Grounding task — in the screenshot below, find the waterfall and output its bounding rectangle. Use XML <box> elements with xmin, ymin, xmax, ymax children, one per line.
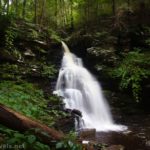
<box><xmin>54</xmin><ymin>41</ymin><xmax>127</xmax><ymax>131</ymax></box>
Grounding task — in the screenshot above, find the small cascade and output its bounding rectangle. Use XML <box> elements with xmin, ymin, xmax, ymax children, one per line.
<box><xmin>54</xmin><ymin>41</ymin><xmax>127</xmax><ymax>131</ymax></box>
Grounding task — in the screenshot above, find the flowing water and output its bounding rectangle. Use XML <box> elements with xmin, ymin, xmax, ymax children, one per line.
<box><xmin>54</xmin><ymin>41</ymin><xmax>127</xmax><ymax>132</ymax></box>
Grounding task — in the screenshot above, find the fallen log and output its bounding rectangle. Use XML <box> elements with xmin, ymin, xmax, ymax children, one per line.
<box><xmin>0</xmin><ymin>103</ymin><xmax>64</xmax><ymax>145</ymax></box>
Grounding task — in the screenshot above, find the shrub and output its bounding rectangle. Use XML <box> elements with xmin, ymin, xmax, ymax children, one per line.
<box><xmin>56</xmin><ymin>131</ymin><xmax>82</xmax><ymax>150</ymax></box>
<box><xmin>111</xmin><ymin>50</ymin><xmax>150</xmax><ymax>102</ymax></box>
<box><xmin>0</xmin><ymin>124</ymin><xmax>50</xmax><ymax>150</ymax></box>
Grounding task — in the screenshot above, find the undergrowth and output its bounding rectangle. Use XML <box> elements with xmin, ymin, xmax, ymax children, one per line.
<box><xmin>0</xmin><ymin>80</ymin><xmax>60</xmax><ymax>126</ymax></box>
<box><xmin>111</xmin><ymin>50</ymin><xmax>150</xmax><ymax>102</ymax></box>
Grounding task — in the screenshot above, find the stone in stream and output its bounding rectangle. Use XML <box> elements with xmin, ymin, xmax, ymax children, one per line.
<box><xmin>106</xmin><ymin>145</ymin><xmax>125</xmax><ymax>150</ymax></box>
<box><xmin>82</xmin><ymin>141</ymin><xmax>95</xmax><ymax>150</ymax></box>
<box><xmin>146</xmin><ymin>140</ymin><xmax>150</xmax><ymax>147</ymax></box>
<box><xmin>79</xmin><ymin>128</ymin><xmax>96</xmax><ymax>138</ymax></box>
<box><xmin>72</xmin><ymin>109</ymin><xmax>82</xmax><ymax>117</ymax></box>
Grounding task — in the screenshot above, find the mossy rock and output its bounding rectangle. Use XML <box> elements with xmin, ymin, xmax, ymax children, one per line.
<box><xmin>0</xmin><ymin>49</ymin><xmax>17</xmax><ymax>63</ymax></box>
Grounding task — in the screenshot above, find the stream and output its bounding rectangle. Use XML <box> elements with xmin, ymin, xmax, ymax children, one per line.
<box><xmin>81</xmin><ymin>113</ymin><xmax>150</xmax><ymax>150</ymax></box>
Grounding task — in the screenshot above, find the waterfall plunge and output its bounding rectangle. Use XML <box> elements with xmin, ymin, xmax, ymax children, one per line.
<box><xmin>54</xmin><ymin>42</ymin><xmax>127</xmax><ymax>132</ymax></box>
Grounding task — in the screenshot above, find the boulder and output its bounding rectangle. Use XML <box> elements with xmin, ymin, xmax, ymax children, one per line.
<box><xmin>79</xmin><ymin>128</ymin><xmax>96</xmax><ymax>138</ymax></box>
<box><xmin>72</xmin><ymin>109</ymin><xmax>82</xmax><ymax>117</ymax></box>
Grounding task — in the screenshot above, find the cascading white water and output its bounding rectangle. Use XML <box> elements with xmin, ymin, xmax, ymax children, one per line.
<box><xmin>54</xmin><ymin>41</ymin><xmax>127</xmax><ymax>131</ymax></box>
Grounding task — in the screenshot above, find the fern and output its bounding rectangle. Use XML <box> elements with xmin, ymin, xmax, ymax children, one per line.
<box><xmin>112</xmin><ymin>51</ymin><xmax>150</xmax><ymax>102</ymax></box>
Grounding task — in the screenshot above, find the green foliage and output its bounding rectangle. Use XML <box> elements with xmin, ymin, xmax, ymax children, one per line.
<box><xmin>0</xmin><ymin>80</ymin><xmax>55</xmax><ymax>126</ymax></box>
<box><xmin>0</xmin><ymin>125</ymin><xmax>81</xmax><ymax>150</ymax></box>
<box><xmin>5</xmin><ymin>27</ymin><xmax>16</xmax><ymax>50</ymax></box>
<box><xmin>4</xmin><ymin>26</ymin><xmax>21</xmax><ymax>59</ymax></box>
<box><xmin>56</xmin><ymin>140</ymin><xmax>81</xmax><ymax>150</ymax></box>
<box><xmin>93</xmin><ymin>143</ymin><xmax>107</xmax><ymax>150</ymax></box>
<box><xmin>41</xmin><ymin>64</ymin><xmax>57</xmax><ymax>79</ymax></box>
<box><xmin>47</xmin><ymin>95</ymin><xmax>68</xmax><ymax>118</ymax></box>
<box><xmin>0</xmin><ymin>0</ymin><xmax>150</xmax><ymax>31</ymax></box>
<box><xmin>27</xmin><ymin>29</ymin><xmax>39</xmax><ymax>39</ymax></box>
<box><xmin>0</xmin><ymin>125</ymin><xmax>50</xmax><ymax>150</ymax></box>
<box><xmin>111</xmin><ymin>51</ymin><xmax>150</xmax><ymax>102</ymax></box>
<box><xmin>0</xmin><ymin>62</ymin><xmax>57</xmax><ymax>80</ymax></box>
<box><xmin>0</xmin><ymin>63</ymin><xmax>29</xmax><ymax>80</ymax></box>
<box><xmin>47</xmin><ymin>29</ymin><xmax>61</xmax><ymax>42</ymax></box>
<box><xmin>56</xmin><ymin>132</ymin><xmax>82</xmax><ymax>150</ymax></box>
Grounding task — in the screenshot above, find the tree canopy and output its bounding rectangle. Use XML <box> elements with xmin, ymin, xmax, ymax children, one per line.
<box><xmin>0</xmin><ymin>0</ymin><xmax>150</xmax><ymax>30</ymax></box>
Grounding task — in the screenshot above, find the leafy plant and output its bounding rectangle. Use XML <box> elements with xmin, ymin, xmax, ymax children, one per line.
<box><xmin>41</xmin><ymin>64</ymin><xmax>57</xmax><ymax>78</ymax></box>
<box><xmin>0</xmin><ymin>125</ymin><xmax>81</xmax><ymax>150</ymax></box>
<box><xmin>111</xmin><ymin>50</ymin><xmax>150</xmax><ymax>102</ymax></box>
<box><xmin>56</xmin><ymin>131</ymin><xmax>82</xmax><ymax>150</ymax></box>
<box><xmin>47</xmin><ymin>29</ymin><xmax>61</xmax><ymax>42</ymax></box>
<box><xmin>0</xmin><ymin>125</ymin><xmax>50</xmax><ymax>150</ymax></box>
<box><xmin>5</xmin><ymin>27</ymin><xmax>17</xmax><ymax>50</ymax></box>
<box><xmin>4</xmin><ymin>26</ymin><xmax>21</xmax><ymax>59</ymax></box>
<box><xmin>27</xmin><ymin>29</ymin><xmax>39</xmax><ymax>39</ymax></box>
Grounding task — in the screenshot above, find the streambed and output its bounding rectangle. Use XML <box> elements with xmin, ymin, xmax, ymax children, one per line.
<box><xmin>81</xmin><ymin>114</ymin><xmax>150</xmax><ymax>150</ymax></box>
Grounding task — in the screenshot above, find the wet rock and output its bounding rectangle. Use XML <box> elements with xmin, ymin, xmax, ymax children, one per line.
<box><xmin>0</xmin><ymin>49</ymin><xmax>17</xmax><ymax>63</ymax></box>
<box><xmin>54</xmin><ymin>116</ymin><xmax>74</xmax><ymax>133</ymax></box>
<box><xmin>82</xmin><ymin>141</ymin><xmax>95</xmax><ymax>150</ymax></box>
<box><xmin>87</xmin><ymin>47</ymin><xmax>118</xmax><ymax>66</ymax></box>
<box><xmin>24</xmin><ymin>49</ymin><xmax>35</xmax><ymax>57</ymax></box>
<box><xmin>64</xmin><ymin>108</ymin><xmax>82</xmax><ymax>117</ymax></box>
<box><xmin>79</xmin><ymin>128</ymin><xmax>96</xmax><ymax>138</ymax></box>
<box><xmin>146</xmin><ymin>140</ymin><xmax>150</xmax><ymax>147</ymax></box>
<box><xmin>106</xmin><ymin>145</ymin><xmax>125</xmax><ymax>150</ymax></box>
<box><xmin>72</xmin><ymin>109</ymin><xmax>82</xmax><ymax>117</ymax></box>
<box><xmin>33</xmin><ymin>40</ymin><xmax>47</xmax><ymax>46</ymax></box>
<box><xmin>123</xmin><ymin>130</ymin><xmax>132</xmax><ymax>135</ymax></box>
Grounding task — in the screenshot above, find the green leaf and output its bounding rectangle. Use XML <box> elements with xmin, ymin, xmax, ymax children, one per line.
<box><xmin>68</xmin><ymin>141</ymin><xmax>74</xmax><ymax>147</ymax></box>
<box><xmin>27</xmin><ymin>135</ymin><xmax>36</xmax><ymax>144</ymax></box>
<box><xmin>56</xmin><ymin>142</ymin><xmax>64</xmax><ymax>149</ymax></box>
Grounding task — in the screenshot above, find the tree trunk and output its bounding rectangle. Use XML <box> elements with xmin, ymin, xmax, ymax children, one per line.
<box><xmin>22</xmin><ymin>0</ymin><xmax>26</xmax><ymax>19</ymax></box>
<box><xmin>0</xmin><ymin>103</ymin><xmax>64</xmax><ymax>145</ymax></box>
<box><xmin>7</xmin><ymin>0</ymin><xmax>9</xmax><ymax>14</ymax></box>
<box><xmin>95</xmin><ymin>0</ymin><xmax>99</xmax><ymax>25</ymax></box>
<box><xmin>112</xmin><ymin>0</ymin><xmax>116</xmax><ymax>16</ymax></box>
<box><xmin>127</xmin><ymin>0</ymin><xmax>130</xmax><ymax>8</ymax></box>
<box><xmin>62</xmin><ymin>0</ymin><xmax>65</xmax><ymax>26</ymax></box>
<box><xmin>39</xmin><ymin>0</ymin><xmax>46</xmax><ymax>26</ymax></box>
<box><xmin>87</xmin><ymin>0</ymin><xmax>90</xmax><ymax>23</ymax></box>
<box><xmin>34</xmin><ymin>0</ymin><xmax>38</xmax><ymax>24</ymax></box>
<box><xmin>0</xmin><ymin>0</ymin><xmax>2</xmax><ymax>14</ymax></box>
<box><xmin>70</xmin><ymin>0</ymin><xmax>74</xmax><ymax>30</ymax></box>
<box><xmin>55</xmin><ymin>0</ymin><xmax>58</xmax><ymax>27</ymax></box>
<box><xmin>15</xmin><ymin>0</ymin><xmax>18</xmax><ymax>15</ymax></box>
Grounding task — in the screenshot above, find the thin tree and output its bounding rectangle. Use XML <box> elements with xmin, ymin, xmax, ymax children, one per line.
<box><xmin>0</xmin><ymin>0</ymin><xmax>2</xmax><ymax>14</ymax></box>
<box><xmin>112</xmin><ymin>0</ymin><xmax>116</xmax><ymax>16</ymax></box>
<box><xmin>55</xmin><ymin>0</ymin><xmax>58</xmax><ymax>27</ymax></box>
<box><xmin>70</xmin><ymin>0</ymin><xmax>74</xmax><ymax>29</ymax></box>
<box><xmin>34</xmin><ymin>0</ymin><xmax>38</xmax><ymax>24</ymax></box>
<box><xmin>7</xmin><ymin>0</ymin><xmax>9</xmax><ymax>14</ymax></box>
<box><xmin>39</xmin><ymin>0</ymin><xmax>46</xmax><ymax>26</ymax></box>
<box><xmin>22</xmin><ymin>0</ymin><xmax>27</xmax><ymax>19</ymax></box>
<box><xmin>127</xmin><ymin>0</ymin><xmax>130</xmax><ymax>8</ymax></box>
<box><xmin>15</xmin><ymin>0</ymin><xmax>18</xmax><ymax>16</ymax></box>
